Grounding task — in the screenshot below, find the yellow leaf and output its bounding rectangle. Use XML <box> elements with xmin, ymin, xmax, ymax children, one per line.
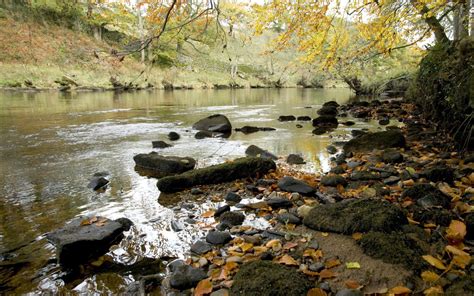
<box><xmin>307</xmin><ymin>288</ymin><xmax>327</xmax><ymax>296</ymax></box>
<box><xmin>202</xmin><ymin>210</ymin><xmax>215</xmax><ymax>218</ymax></box>
<box><xmin>422</xmin><ymin>255</ymin><xmax>447</xmax><ymax>270</ymax></box>
<box><xmin>446</xmin><ymin>220</ymin><xmax>467</xmax><ymax>243</ymax></box>
<box><xmin>194</xmin><ymin>278</ymin><xmax>212</xmax><ymax>296</ymax></box>
<box><xmin>345</xmin><ymin>262</ymin><xmax>361</xmax><ymax>269</ymax></box>
<box><xmin>321</xmin><ymin>232</ymin><xmax>329</xmax><ymax>237</ymax></box>
<box><xmin>278</xmin><ymin>254</ymin><xmax>298</xmax><ymax>266</ymax></box>
<box><xmin>239</xmin><ymin>243</ymin><xmax>253</xmax><ymax>253</ymax></box>
<box><xmin>423</xmin><ymin>286</ymin><xmax>444</xmax><ymax>295</ymax></box>
<box><xmin>352</xmin><ymin>233</ymin><xmax>363</xmax><ymax>240</ymax></box>
<box><xmin>421</xmin><ymin>270</ymin><xmax>440</xmax><ymax>282</ymax></box>
<box><xmin>325</xmin><ymin>258</ymin><xmax>341</xmax><ymax>269</ymax></box>
<box><xmin>390</xmin><ymin>286</ymin><xmax>412</xmax><ymax>295</ymax></box>
<box><xmin>446</xmin><ymin>246</ymin><xmax>471</xmax><ymax>269</ymax></box>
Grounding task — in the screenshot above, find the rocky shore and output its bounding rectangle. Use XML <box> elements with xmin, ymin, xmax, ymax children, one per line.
<box><xmin>47</xmin><ymin>99</ymin><xmax>474</xmax><ymax>295</ymax></box>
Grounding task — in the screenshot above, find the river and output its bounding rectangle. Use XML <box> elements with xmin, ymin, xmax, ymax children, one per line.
<box><xmin>0</xmin><ymin>88</ymin><xmax>381</xmax><ymax>293</ymax></box>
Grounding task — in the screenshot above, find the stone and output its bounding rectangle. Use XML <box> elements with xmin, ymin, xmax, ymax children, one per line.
<box><xmin>350</xmin><ymin>171</ymin><xmax>382</xmax><ymax>181</ymax></box>
<box><xmin>378</xmin><ymin>118</ymin><xmax>390</xmax><ymax>125</ymax></box>
<box><xmin>192</xmin><ymin>114</ymin><xmax>232</xmax><ymax>134</ymax></box>
<box><xmin>206</xmin><ymin>231</ymin><xmax>232</xmax><ymax>245</ymax></box>
<box><xmin>303</xmin><ymin>199</ymin><xmax>407</xmax><ymax>234</ymax></box>
<box><xmin>384</xmin><ymin>176</ymin><xmax>401</xmax><ymax>185</ymax></box>
<box><xmin>46</xmin><ymin>216</ymin><xmax>133</xmax><ymax>267</ymax></box>
<box><xmin>312</xmin><ymin>115</ymin><xmax>338</xmax><ymax>128</ymax></box>
<box><xmin>195</xmin><ymin>131</ymin><xmax>214</xmax><ymax>139</ymax></box>
<box><xmin>401</xmin><ymin>184</ymin><xmax>450</xmax><ymax>209</ymax></box>
<box><xmin>330</xmin><ymin>165</ymin><xmax>345</xmax><ymax>174</ymax></box>
<box><xmin>276</xmin><ymin>213</ymin><xmax>301</xmax><ymax>225</ymax></box>
<box><xmin>342</xmin><ymin>121</ymin><xmax>355</xmax><ymax>126</ymax></box>
<box><xmin>190</xmin><ymin>240</ymin><xmax>212</xmax><ymax>254</ymax></box>
<box><xmin>327</xmin><ymin>145</ymin><xmax>337</xmax><ymax>154</ymax></box>
<box><xmin>287</xmin><ymin>154</ymin><xmax>305</xmax><ymax>165</ymax></box>
<box><xmin>321</xmin><ymin>175</ymin><xmax>347</xmax><ymax>187</ymax></box>
<box><xmin>219</xmin><ymin>211</ymin><xmax>245</xmax><ymax>226</ymax></box>
<box><xmin>343</xmin><ymin>130</ymin><xmax>406</xmax><ymax>153</ymax></box>
<box><xmin>245</xmin><ymin>145</ymin><xmax>278</xmax><ymax>160</ymax></box>
<box><xmin>317</xmin><ymin>105</ymin><xmax>338</xmax><ymax>116</ymax></box>
<box><xmin>134</xmin><ymin>152</ymin><xmax>196</xmax><ymax>178</ymax></box>
<box><xmin>152</xmin><ymin>140</ymin><xmax>172</xmax><ymax>149</ymax></box>
<box><xmin>297</xmin><ymin>205</ymin><xmax>314</xmax><ymax>218</ymax></box>
<box><xmin>278</xmin><ymin>176</ymin><xmax>315</xmax><ymax>195</ymax></box>
<box><xmin>87</xmin><ymin>177</ymin><xmax>109</xmax><ymax>191</ymax></box>
<box><xmin>235</xmin><ymin>126</ymin><xmax>276</xmax><ymax>134</ymax></box>
<box><xmin>225</xmin><ymin>192</ymin><xmax>242</xmax><ymax>203</ymax></box>
<box><xmin>323</xmin><ymin>101</ymin><xmax>339</xmax><ymax>108</ymax></box>
<box><xmin>168</xmin><ymin>132</ymin><xmax>180</xmax><ymax>141</ymax></box>
<box><xmin>382</xmin><ymin>150</ymin><xmax>404</xmax><ymax>163</ymax></box>
<box><xmin>423</xmin><ymin>165</ymin><xmax>455</xmax><ymax>183</ymax></box>
<box><xmin>297</xmin><ymin>116</ymin><xmax>312</xmax><ymax>121</ymax></box>
<box><xmin>169</xmin><ymin>265</ymin><xmax>207</xmax><ymax>290</ymax></box>
<box><xmin>157</xmin><ymin>157</ymin><xmax>276</xmax><ymax>193</ymax></box>
<box><xmin>309</xmin><ymin>262</ymin><xmax>325</xmax><ymax>272</ymax></box>
<box><xmin>335</xmin><ymin>289</ymin><xmax>363</xmax><ymax>296</ymax></box>
<box><xmin>230</xmin><ymin>261</ymin><xmax>313</xmax><ymax>296</ymax></box>
<box><xmin>278</xmin><ymin>115</ymin><xmax>296</xmax><ymax>121</ymax></box>
<box><xmin>214</xmin><ymin>205</ymin><xmax>231</xmax><ymax>217</ymax></box>
<box><xmin>351</xmin><ymin>130</ymin><xmax>366</xmax><ymax>138</ymax></box>
<box><xmin>266</xmin><ymin>198</ymin><xmax>293</xmax><ymax>209</ymax></box>
<box><xmin>312</xmin><ymin>127</ymin><xmax>331</xmax><ymax>135</ymax></box>
<box><xmin>190</xmin><ymin>188</ymin><xmax>203</xmax><ymax>195</ymax></box>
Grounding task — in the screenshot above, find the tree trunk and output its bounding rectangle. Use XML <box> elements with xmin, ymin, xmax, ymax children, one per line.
<box><xmin>454</xmin><ymin>4</ymin><xmax>460</xmax><ymax>40</ymax></box>
<box><xmin>411</xmin><ymin>0</ymin><xmax>450</xmax><ymax>44</ymax></box>
<box><xmin>470</xmin><ymin>0</ymin><xmax>474</xmax><ymax>36</ymax></box>
<box><xmin>138</xmin><ymin>6</ymin><xmax>145</xmax><ymax>63</ymax></box>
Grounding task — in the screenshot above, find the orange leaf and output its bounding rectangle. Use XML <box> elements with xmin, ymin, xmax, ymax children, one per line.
<box><xmin>423</xmin><ymin>286</ymin><xmax>444</xmax><ymax>295</ymax></box>
<box><xmin>352</xmin><ymin>232</ymin><xmax>363</xmax><ymax>240</ymax></box>
<box><xmin>446</xmin><ymin>220</ymin><xmax>467</xmax><ymax>243</ymax></box>
<box><xmin>345</xmin><ymin>280</ymin><xmax>361</xmax><ymax>289</ymax></box>
<box><xmin>390</xmin><ymin>286</ymin><xmax>412</xmax><ymax>295</ymax></box>
<box><xmin>319</xmin><ymin>269</ymin><xmax>336</xmax><ymax>279</ymax></box>
<box><xmin>325</xmin><ymin>258</ymin><xmax>341</xmax><ymax>269</ymax></box>
<box><xmin>278</xmin><ymin>254</ymin><xmax>298</xmax><ymax>266</ymax></box>
<box><xmin>307</xmin><ymin>288</ymin><xmax>327</xmax><ymax>296</ymax></box>
<box><xmin>283</xmin><ymin>242</ymin><xmax>298</xmax><ymax>250</ymax></box>
<box><xmin>194</xmin><ymin>278</ymin><xmax>212</xmax><ymax>296</ymax></box>
<box><xmin>202</xmin><ymin>210</ymin><xmax>215</xmax><ymax>218</ymax></box>
<box><xmin>304</xmin><ymin>249</ymin><xmax>323</xmax><ymax>261</ymax></box>
<box><xmin>421</xmin><ymin>270</ymin><xmax>440</xmax><ymax>282</ymax></box>
<box><xmin>422</xmin><ymin>255</ymin><xmax>446</xmax><ymax>270</ymax></box>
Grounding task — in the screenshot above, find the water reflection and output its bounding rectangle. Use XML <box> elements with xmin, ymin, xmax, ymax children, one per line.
<box><xmin>0</xmin><ymin>88</ymin><xmax>374</xmax><ymax>293</ymax></box>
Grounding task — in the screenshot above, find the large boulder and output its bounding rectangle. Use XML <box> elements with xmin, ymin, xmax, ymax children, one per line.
<box><xmin>133</xmin><ymin>152</ymin><xmax>196</xmax><ymax>178</ymax></box>
<box><xmin>303</xmin><ymin>199</ymin><xmax>407</xmax><ymax>234</ymax></box>
<box><xmin>192</xmin><ymin>114</ymin><xmax>232</xmax><ymax>134</ymax></box>
<box><xmin>46</xmin><ymin>216</ymin><xmax>133</xmax><ymax>267</ymax></box>
<box><xmin>278</xmin><ymin>176</ymin><xmax>315</xmax><ymax>195</ymax></box>
<box><xmin>245</xmin><ymin>145</ymin><xmax>277</xmax><ymax>160</ymax></box>
<box><xmin>401</xmin><ymin>183</ymin><xmax>450</xmax><ymax>208</ymax></box>
<box><xmin>157</xmin><ymin>157</ymin><xmax>276</xmax><ymax>193</ymax></box>
<box><xmin>230</xmin><ymin>261</ymin><xmax>313</xmax><ymax>296</ymax></box>
<box><xmin>343</xmin><ymin>130</ymin><xmax>406</xmax><ymax>153</ymax></box>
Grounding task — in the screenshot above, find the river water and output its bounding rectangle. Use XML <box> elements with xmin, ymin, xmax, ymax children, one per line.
<box><xmin>0</xmin><ymin>88</ymin><xmax>381</xmax><ymax>293</ymax></box>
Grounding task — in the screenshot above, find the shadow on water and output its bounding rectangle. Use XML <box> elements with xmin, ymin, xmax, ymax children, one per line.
<box><xmin>0</xmin><ymin>88</ymin><xmax>389</xmax><ymax>293</ymax></box>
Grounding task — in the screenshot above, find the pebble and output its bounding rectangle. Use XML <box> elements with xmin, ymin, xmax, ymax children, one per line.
<box><xmin>225</xmin><ymin>192</ymin><xmax>242</xmax><ymax>203</ymax></box>
<box><xmin>198</xmin><ymin>257</ymin><xmax>208</xmax><ymax>267</ymax></box>
<box><xmin>309</xmin><ymin>262</ymin><xmax>325</xmax><ymax>272</ymax></box>
<box><xmin>297</xmin><ymin>205</ymin><xmax>313</xmax><ymax>218</ymax></box>
<box><xmin>307</xmin><ymin>239</ymin><xmax>319</xmax><ymax>250</ymax></box>
<box><xmin>335</xmin><ymin>289</ymin><xmax>363</xmax><ymax>296</ymax></box>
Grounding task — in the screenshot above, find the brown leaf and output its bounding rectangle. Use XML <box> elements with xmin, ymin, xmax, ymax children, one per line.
<box><xmin>422</xmin><ymin>255</ymin><xmax>447</xmax><ymax>270</ymax></box>
<box><xmin>194</xmin><ymin>278</ymin><xmax>212</xmax><ymax>296</ymax></box>
<box><xmin>283</xmin><ymin>242</ymin><xmax>298</xmax><ymax>250</ymax></box>
<box><xmin>325</xmin><ymin>258</ymin><xmax>341</xmax><ymax>269</ymax></box>
<box><xmin>319</xmin><ymin>269</ymin><xmax>336</xmax><ymax>279</ymax></box>
<box><xmin>446</xmin><ymin>245</ymin><xmax>470</xmax><ymax>269</ymax></box>
<box><xmin>390</xmin><ymin>286</ymin><xmax>412</xmax><ymax>295</ymax></box>
<box><xmin>345</xmin><ymin>280</ymin><xmax>361</xmax><ymax>289</ymax></box>
<box><xmin>307</xmin><ymin>288</ymin><xmax>327</xmax><ymax>296</ymax></box>
<box><xmin>446</xmin><ymin>220</ymin><xmax>467</xmax><ymax>243</ymax></box>
<box><xmin>80</xmin><ymin>219</ymin><xmax>91</xmax><ymax>226</ymax></box>
<box><xmin>277</xmin><ymin>254</ymin><xmax>298</xmax><ymax>266</ymax></box>
<box><xmin>202</xmin><ymin>210</ymin><xmax>215</xmax><ymax>218</ymax></box>
<box><xmin>304</xmin><ymin>249</ymin><xmax>323</xmax><ymax>261</ymax></box>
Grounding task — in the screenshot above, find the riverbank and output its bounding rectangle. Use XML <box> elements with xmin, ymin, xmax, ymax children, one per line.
<box><xmin>148</xmin><ymin>99</ymin><xmax>472</xmax><ymax>295</ymax></box>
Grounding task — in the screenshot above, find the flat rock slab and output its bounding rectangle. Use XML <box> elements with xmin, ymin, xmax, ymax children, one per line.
<box><xmin>157</xmin><ymin>157</ymin><xmax>276</xmax><ymax>193</ymax></box>
<box><xmin>278</xmin><ymin>176</ymin><xmax>315</xmax><ymax>195</ymax></box>
<box><xmin>343</xmin><ymin>130</ymin><xmax>406</xmax><ymax>153</ymax></box>
<box><xmin>192</xmin><ymin>114</ymin><xmax>232</xmax><ymax>134</ymax></box>
<box><xmin>230</xmin><ymin>261</ymin><xmax>312</xmax><ymax>296</ymax></box>
<box><xmin>303</xmin><ymin>199</ymin><xmax>407</xmax><ymax>234</ymax></box>
<box><xmin>46</xmin><ymin>216</ymin><xmax>132</xmax><ymax>267</ymax></box>
<box><xmin>134</xmin><ymin>152</ymin><xmax>196</xmax><ymax>178</ymax></box>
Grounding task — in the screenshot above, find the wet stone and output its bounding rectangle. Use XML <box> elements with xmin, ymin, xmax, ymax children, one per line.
<box><xmin>245</xmin><ymin>145</ymin><xmax>278</xmax><ymax>160</ymax></box>
<box><xmin>378</xmin><ymin>118</ymin><xmax>390</xmax><ymax>125</ymax></box>
<box><xmin>350</xmin><ymin>170</ymin><xmax>382</xmax><ymax>181</ymax></box>
<box><xmin>343</xmin><ymin>130</ymin><xmax>406</xmax><ymax>153</ymax></box>
<box><xmin>278</xmin><ymin>176</ymin><xmax>315</xmax><ymax>195</ymax></box>
<box><xmin>321</xmin><ymin>175</ymin><xmax>347</xmax><ymax>187</ymax></box>
<box><xmin>225</xmin><ymin>192</ymin><xmax>242</xmax><ymax>203</ymax></box>
<box><xmin>287</xmin><ymin>154</ymin><xmax>305</xmax><ymax>165</ymax></box>
<box><xmin>169</xmin><ymin>265</ymin><xmax>207</xmax><ymax>290</ymax></box>
<box><xmin>88</xmin><ymin>177</ymin><xmax>109</xmax><ymax>191</ymax></box>
<box><xmin>190</xmin><ymin>188</ymin><xmax>203</xmax><ymax>195</ymax></box>
<box><xmin>309</xmin><ymin>262</ymin><xmax>325</xmax><ymax>272</ymax></box>
<box><xmin>276</xmin><ymin>213</ymin><xmax>301</xmax><ymax>225</ymax></box>
<box><xmin>266</xmin><ymin>198</ymin><xmax>293</xmax><ymax>209</ymax></box>
<box><xmin>190</xmin><ymin>240</ymin><xmax>212</xmax><ymax>255</ymax></box>
<box><xmin>193</xmin><ymin>114</ymin><xmax>232</xmax><ymax>134</ymax></box>
<box><xmin>383</xmin><ymin>176</ymin><xmax>400</xmax><ymax>185</ymax></box>
<box><xmin>168</xmin><ymin>132</ymin><xmax>180</xmax><ymax>141</ymax></box>
<box><xmin>297</xmin><ymin>116</ymin><xmax>312</xmax><ymax>121</ymax></box>
<box><xmin>219</xmin><ymin>211</ymin><xmax>245</xmax><ymax>226</ymax></box>
<box><xmin>206</xmin><ymin>231</ymin><xmax>232</xmax><ymax>245</ymax></box>
<box><xmin>330</xmin><ymin>165</ymin><xmax>346</xmax><ymax>174</ymax></box>
<box><xmin>335</xmin><ymin>289</ymin><xmax>363</xmax><ymax>296</ymax></box>
<box><xmin>401</xmin><ymin>184</ymin><xmax>450</xmax><ymax>209</ymax></box>
<box><xmin>423</xmin><ymin>165</ymin><xmax>455</xmax><ymax>183</ymax></box>
<box><xmin>382</xmin><ymin>150</ymin><xmax>404</xmax><ymax>163</ymax></box>
<box><xmin>278</xmin><ymin>115</ymin><xmax>296</xmax><ymax>121</ymax></box>
<box><xmin>327</xmin><ymin>145</ymin><xmax>337</xmax><ymax>154</ymax></box>
<box><xmin>152</xmin><ymin>140</ymin><xmax>172</xmax><ymax>149</ymax></box>
<box><xmin>214</xmin><ymin>205</ymin><xmax>231</xmax><ymax>217</ymax></box>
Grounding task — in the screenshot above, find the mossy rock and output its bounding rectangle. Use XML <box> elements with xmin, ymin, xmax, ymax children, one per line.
<box><xmin>303</xmin><ymin>199</ymin><xmax>407</xmax><ymax>234</ymax></box>
<box><xmin>358</xmin><ymin>231</ymin><xmax>425</xmax><ymax>271</ymax></box>
<box><xmin>157</xmin><ymin>157</ymin><xmax>276</xmax><ymax>193</ymax></box>
<box><xmin>343</xmin><ymin>130</ymin><xmax>406</xmax><ymax>153</ymax></box>
<box><xmin>230</xmin><ymin>261</ymin><xmax>313</xmax><ymax>296</ymax></box>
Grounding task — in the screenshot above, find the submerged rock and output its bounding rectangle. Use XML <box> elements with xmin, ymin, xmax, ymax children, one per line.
<box><xmin>157</xmin><ymin>157</ymin><xmax>276</xmax><ymax>193</ymax></box>
<box><xmin>297</xmin><ymin>116</ymin><xmax>312</xmax><ymax>121</ymax></box>
<box><xmin>278</xmin><ymin>176</ymin><xmax>315</xmax><ymax>195</ymax></box>
<box><xmin>245</xmin><ymin>145</ymin><xmax>278</xmax><ymax>160</ymax></box>
<box><xmin>152</xmin><ymin>140</ymin><xmax>172</xmax><ymax>149</ymax></box>
<box><xmin>230</xmin><ymin>261</ymin><xmax>312</xmax><ymax>296</ymax></box>
<box><xmin>317</xmin><ymin>105</ymin><xmax>338</xmax><ymax>116</ymax></box>
<box><xmin>133</xmin><ymin>152</ymin><xmax>196</xmax><ymax>178</ymax></box>
<box><xmin>87</xmin><ymin>177</ymin><xmax>109</xmax><ymax>191</ymax></box>
<box><xmin>192</xmin><ymin>114</ymin><xmax>232</xmax><ymax>134</ymax></box>
<box><xmin>235</xmin><ymin>126</ymin><xmax>276</xmax><ymax>134</ymax></box>
<box><xmin>287</xmin><ymin>154</ymin><xmax>305</xmax><ymax>165</ymax></box>
<box><xmin>343</xmin><ymin>130</ymin><xmax>406</xmax><ymax>153</ymax></box>
<box><xmin>46</xmin><ymin>216</ymin><xmax>133</xmax><ymax>267</ymax></box>
<box><xmin>303</xmin><ymin>199</ymin><xmax>407</xmax><ymax>234</ymax></box>
<box><xmin>168</xmin><ymin>132</ymin><xmax>180</xmax><ymax>141</ymax></box>
<box><xmin>278</xmin><ymin>115</ymin><xmax>296</xmax><ymax>121</ymax></box>
<box><xmin>312</xmin><ymin>115</ymin><xmax>338</xmax><ymax>128</ymax></box>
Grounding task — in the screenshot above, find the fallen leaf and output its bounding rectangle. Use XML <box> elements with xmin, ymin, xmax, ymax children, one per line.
<box><xmin>446</xmin><ymin>220</ymin><xmax>467</xmax><ymax>243</ymax></box>
<box><xmin>194</xmin><ymin>278</ymin><xmax>212</xmax><ymax>296</ymax></box>
<box><xmin>239</xmin><ymin>243</ymin><xmax>253</xmax><ymax>253</ymax></box>
<box><xmin>319</xmin><ymin>269</ymin><xmax>336</xmax><ymax>279</ymax></box>
<box><xmin>321</xmin><ymin>232</ymin><xmax>329</xmax><ymax>237</ymax></box>
<box><xmin>202</xmin><ymin>210</ymin><xmax>215</xmax><ymax>218</ymax></box>
<box><xmin>422</xmin><ymin>255</ymin><xmax>447</xmax><ymax>270</ymax></box>
<box><xmin>407</xmin><ymin>217</ymin><xmax>420</xmax><ymax>225</ymax></box>
<box><xmin>390</xmin><ymin>286</ymin><xmax>412</xmax><ymax>295</ymax></box>
<box><xmin>80</xmin><ymin>219</ymin><xmax>91</xmax><ymax>226</ymax></box>
<box><xmin>345</xmin><ymin>280</ymin><xmax>361</xmax><ymax>289</ymax></box>
<box><xmin>325</xmin><ymin>258</ymin><xmax>341</xmax><ymax>269</ymax></box>
<box><xmin>423</xmin><ymin>286</ymin><xmax>444</xmax><ymax>295</ymax></box>
<box><xmin>304</xmin><ymin>249</ymin><xmax>323</xmax><ymax>261</ymax></box>
<box><xmin>352</xmin><ymin>233</ymin><xmax>363</xmax><ymax>240</ymax></box>
<box><xmin>283</xmin><ymin>242</ymin><xmax>298</xmax><ymax>250</ymax></box>
<box><xmin>307</xmin><ymin>288</ymin><xmax>327</xmax><ymax>296</ymax></box>
<box><xmin>90</xmin><ymin>216</ymin><xmax>98</xmax><ymax>223</ymax></box>
<box><xmin>402</xmin><ymin>179</ymin><xmax>415</xmax><ymax>187</ymax></box>
<box><xmin>446</xmin><ymin>245</ymin><xmax>470</xmax><ymax>269</ymax></box>
<box><xmin>421</xmin><ymin>270</ymin><xmax>440</xmax><ymax>282</ymax></box>
<box><xmin>345</xmin><ymin>262</ymin><xmax>361</xmax><ymax>269</ymax></box>
<box><xmin>278</xmin><ymin>254</ymin><xmax>298</xmax><ymax>266</ymax></box>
